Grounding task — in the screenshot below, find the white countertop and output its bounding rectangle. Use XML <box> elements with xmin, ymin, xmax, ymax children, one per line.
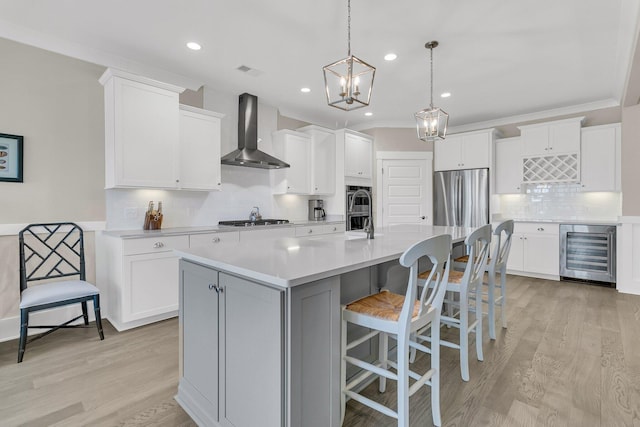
<box><xmin>103</xmin><ymin>217</ymin><xmax>345</xmax><ymax>238</ymax></box>
<box><xmin>175</xmin><ymin>224</ymin><xmax>472</xmax><ymax>289</ymax></box>
<box><xmin>494</xmin><ymin>217</ymin><xmax>620</xmax><ymax>226</ymax></box>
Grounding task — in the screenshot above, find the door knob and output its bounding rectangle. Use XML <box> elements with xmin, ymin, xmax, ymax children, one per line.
<box><xmin>421</xmin><ymin>216</ymin><xmax>426</xmax><ymax>220</ymax></box>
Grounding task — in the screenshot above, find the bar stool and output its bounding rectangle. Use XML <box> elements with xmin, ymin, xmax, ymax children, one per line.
<box><xmin>341</xmin><ymin>234</ymin><xmax>452</xmax><ymax>427</ymax></box>
<box><xmin>417</xmin><ymin>224</ymin><xmax>491</xmax><ymax>381</ymax></box>
<box><xmin>453</xmin><ymin>220</ymin><xmax>514</xmax><ymax>339</ymax></box>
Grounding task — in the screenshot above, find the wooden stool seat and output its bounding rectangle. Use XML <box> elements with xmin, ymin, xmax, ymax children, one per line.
<box><xmin>346</xmin><ymin>290</ymin><xmax>421</xmax><ymax>321</ymax></box>
<box><xmin>453</xmin><ymin>255</ymin><xmax>492</xmax><ymax>264</ymax></box>
<box><xmin>419</xmin><ymin>269</ymin><xmax>463</xmax><ymax>283</ymax></box>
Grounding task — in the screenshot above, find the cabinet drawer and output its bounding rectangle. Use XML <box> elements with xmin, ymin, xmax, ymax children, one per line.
<box><xmin>123</xmin><ymin>235</ymin><xmax>189</xmax><ymax>255</ymax></box>
<box><xmin>239</xmin><ymin>227</ymin><xmax>295</xmax><ymax>241</ymax></box>
<box><xmin>513</xmin><ymin>222</ymin><xmax>559</xmax><ymax>235</ymax></box>
<box><xmin>190</xmin><ymin>231</ymin><xmax>240</xmax><ymax>248</ymax></box>
<box><xmin>295</xmin><ymin>225</ymin><xmax>325</xmax><ymax>236</ymax></box>
<box><xmin>323</xmin><ymin>223</ymin><xmax>346</xmax><ymax>234</ymax></box>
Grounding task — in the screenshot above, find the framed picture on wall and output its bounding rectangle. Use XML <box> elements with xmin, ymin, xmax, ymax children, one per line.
<box><xmin>0</xmin><ymin>133</ymin><xmax>24</xmax><ymax>183</ymax></box>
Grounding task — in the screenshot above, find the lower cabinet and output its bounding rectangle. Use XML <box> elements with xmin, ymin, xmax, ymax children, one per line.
<box><xmin>507</xmin><ymin>223</ymin><xmax>559</xmax><ymax>277</ymax></box>
<box><xmin>295</xmin><ymin>222</ymin><xmax>346</xmax><ymax>237</ymax></box>
<box><xmin>179</xmin><ymin>260</ymin><xmax>284</xmax><ymax>427</ymax></box>
<box><xmin>101</xmin><ymin>234</ymin><xmax>189</xmax><ymax>330</ymax></box>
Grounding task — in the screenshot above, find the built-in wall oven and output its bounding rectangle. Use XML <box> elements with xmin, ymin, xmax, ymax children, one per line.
<box><xmin>346</xmin><ymin>185</ymin><xmax>371</xmax><ymax>231</ymax></box>
<box><xmin>560</xmin><ymin>224</ymin><xmax>616</xmax><ymax>285</ymax></box>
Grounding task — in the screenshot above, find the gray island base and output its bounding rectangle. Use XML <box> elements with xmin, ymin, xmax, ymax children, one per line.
<box><xmin>174</xmin><ymin>224</ymin><xmax>470</xmax><ymax>427</ymax></box>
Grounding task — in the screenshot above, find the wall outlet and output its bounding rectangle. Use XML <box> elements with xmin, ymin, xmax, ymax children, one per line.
<box><xmin>124</xmin><ymin>207</ymin><xmax>138</xmax><ymax>219</ymax></box>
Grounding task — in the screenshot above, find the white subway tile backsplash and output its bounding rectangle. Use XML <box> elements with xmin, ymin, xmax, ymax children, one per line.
<box><xmin>497</xmin><ymin>183</ymin><xmax>621</xmax><ymax>221</ymax></box>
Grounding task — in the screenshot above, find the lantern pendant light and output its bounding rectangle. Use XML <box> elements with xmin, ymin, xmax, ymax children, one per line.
<box><xmin>415</xmin><ymin>41</ymin><xmax>449</xmax><ymax>141</ymax></box>
<box><xmin>323</xmin><ymin>0</ymin><xmax>375</xmax><ymax>111</ymax></box>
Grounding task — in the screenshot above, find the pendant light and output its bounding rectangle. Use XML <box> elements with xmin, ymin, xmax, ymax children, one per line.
<box><xmin>323</xmin><ymin>0</ymin><xmax>375</xmax><ymax>111</ymax></box>
<box><xmin>415</xmin><ymin>41</ymin><xmax>449</xmax><ymax>141</ymax></box>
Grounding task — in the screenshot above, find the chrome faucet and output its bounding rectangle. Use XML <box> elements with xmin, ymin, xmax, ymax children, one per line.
<box><xmin>348</xmin><ymin>189</ymin><xmax>374</xmax><ymax>239</ymax></box>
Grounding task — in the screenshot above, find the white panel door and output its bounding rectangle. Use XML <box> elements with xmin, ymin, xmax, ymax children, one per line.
<box><xmin>381</xmin><ymin>158</ymin><xmax>432</xmax><ymax>226</ymax></box>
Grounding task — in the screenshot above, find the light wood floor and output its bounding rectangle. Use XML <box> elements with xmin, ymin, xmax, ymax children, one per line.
<box><xmin>1</xmin><ymin>276</ymin><xmax>639</xmax><ymax>426</ymax></box>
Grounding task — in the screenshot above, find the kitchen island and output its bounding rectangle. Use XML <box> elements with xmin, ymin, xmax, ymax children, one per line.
<box><xmin>174</xmin><ymin>224</ymin><xmax>471</xmax><ymax>427</ymax></box>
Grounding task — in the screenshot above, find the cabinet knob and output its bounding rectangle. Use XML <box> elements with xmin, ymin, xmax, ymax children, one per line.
<box><xmin>176</xmin><ymin>179</ymin><xmax>180</xmax><ymax>183</ymax></box>
<box><xmin>537</xmin><ymin>227</ymin><xmax>544</xmax><ymax>231</ymax></box>
<box><xmin>421</xmin><ymin>216</ymin><xmax>426</xmax><ymax>220</ymax></box>
<box><xmin>212</xmin><ymin>237</ymin><xmax>221</xmax><ymax>243</ymax></box>
<box><xmin>153</xmin><ymin>242</ymin><xmax>164</xmax><ymax>248</ymax></box>
<box><xmin>208</xmin><ymin>284</ymin><xmax>215</xmax><ymax>291</ymax></box>
<box><xmin>333</xmin><ymin>227</ymin><xmax>337</xmax><ymax>231</ymax></box>
<box><xmin>308</xmin><ymin>229</ymin><xmax>313</xmax><ymax>234</ymax></box>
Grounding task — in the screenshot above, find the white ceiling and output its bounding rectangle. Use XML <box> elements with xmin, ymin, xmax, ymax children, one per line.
<box><xmin>0</xmin><ymin>0</ymin><xmax>639</xmax><ymax>131</ymax></box>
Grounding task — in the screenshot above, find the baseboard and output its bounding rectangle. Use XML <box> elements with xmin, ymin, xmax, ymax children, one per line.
<box><xmin>0</xmin><ymin>305</ymin><xmax>99</xmax><ymax>343</ymax></box>
<box><xmin>505</xmin><ymin>270</ymin><xmax>560</xmax><ymax>281</ymax></box>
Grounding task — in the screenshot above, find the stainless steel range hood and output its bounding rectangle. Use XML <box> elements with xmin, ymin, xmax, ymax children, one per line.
<box><xmin>221</xmin><ymin>93</ymin><xmax>290</xmax><ymax>169</ymax></box>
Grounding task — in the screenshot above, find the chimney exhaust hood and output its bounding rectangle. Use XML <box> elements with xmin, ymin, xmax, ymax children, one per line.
<box><xmin>220</xmin><ymin>93</ymin><xmax>290</xmax><ymax>169</ymax></box>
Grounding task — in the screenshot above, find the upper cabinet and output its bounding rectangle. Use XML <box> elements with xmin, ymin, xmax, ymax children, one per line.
<box><xmin>179</xmin><ymin>105</ymin><xmax>225</xmax><ymax>191</ymax></box>
<box><xmin>494</xmin><ymin>137</ymin><xmax>523</xmax><ymax>194</ymax></box>
<box><xmin>342</xmin><ymin>130</ymin><xmax>373</xmax><ymax>179</ymax></box>
<box><xmin>101</xmin><ymin>68</ymin><xmax>183</xmax><ymax>189</ymax></box>
<box><xmin>298</xmin><ymin>125</ymin><xmax>336</xmax><ymax>195</ymax></box>
<box><xmin>580</xmin><ymin>123</ymin><xmax>621</xmax><ymax>192</ymax></box>
<box><xmin>100</xmin><ymin>68</ymin><xmax>224</xmax><ymax>190</ymax></box>
<box><xmin>434</xmin><ymin>129</ymin><xmax>495</xmax><ymax>171</ymax></box>
<box><xmin>272</xmin><ymin>129</ymin><xmax>312</xmax><ymax>194</ymax></box>
<box><xmin>519</xmin><ymin>117</ymin><xmax>583</xmax><ymax>156</ymax></box>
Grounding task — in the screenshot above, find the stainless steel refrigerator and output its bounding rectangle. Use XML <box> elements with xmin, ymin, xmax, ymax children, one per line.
<box><xmin>434</xmin><ymin>168</ymin><xmax>489</xmax><ymax>227</ymax></box>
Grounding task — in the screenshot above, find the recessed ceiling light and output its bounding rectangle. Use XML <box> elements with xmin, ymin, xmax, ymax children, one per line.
<box><xmin>186</xmin><ymin>42</ymin><xmax>201</xmax><ymax>51</ymax></box>
<box><xmin>364</xmin><ymin>112</ymin><xmax>373</xmax><ymax>116</ymax></box>
<box><xmin>300</xmin><ymin>87</ymin><xmax>311</xmax><ymax>93</ymax></box>
<box><xmin>441</xmin><ymin>92</ymin><xmax>451</xmax><ymax>98</ymax></box>
<box><xmin>384</xmin><ymin>53</ymin><xmax>397</xmax><ymax>61</ymax></box>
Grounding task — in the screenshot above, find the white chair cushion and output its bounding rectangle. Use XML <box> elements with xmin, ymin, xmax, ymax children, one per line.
<box><xmin>20</xmin><ymin>280</ymin><xmax>99</xmax><ymax>309</ymax></box>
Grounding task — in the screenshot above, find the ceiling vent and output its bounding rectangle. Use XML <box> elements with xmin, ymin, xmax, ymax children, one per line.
<box><xmin>236</xmin><ymin>65</ymin><xmax>263</xmax><ymax>77</ymax></box>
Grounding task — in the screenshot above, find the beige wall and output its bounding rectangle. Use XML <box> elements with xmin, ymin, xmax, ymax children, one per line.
<box><xmin>0</xmin><ymin>38</ymin><xmax>105</xmax><ymax>224</ymax></box>
<box><xmin>277</xmin><ymin>113</ymin><xmax>310</xmax><ymax>131</ymax></box>
<box><xmin>622</xmin><ymin>104</ymin><xmax>640</xmax><ymax>215</ymax></box>
<box><xmin>363</xmin><ymin>127</ymin><xmax>433</xmax><ymax>153</ymax></box>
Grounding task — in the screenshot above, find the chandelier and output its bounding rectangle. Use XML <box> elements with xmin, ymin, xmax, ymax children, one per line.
<box><xmin>323</xmin><ymin>0</ymin><xmax>375</xmax><ymax>111</ymax></box>
<box><xmin>415</xmin><ymin>41</ymin><xmax>449</xmax><ymax>141</ymax></box>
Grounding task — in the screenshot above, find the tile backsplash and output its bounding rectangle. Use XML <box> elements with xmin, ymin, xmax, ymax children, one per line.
<box><xmin>495</xmin><ymin>183</ymin><xmax>621</xmax><ymax>221</ymax></box>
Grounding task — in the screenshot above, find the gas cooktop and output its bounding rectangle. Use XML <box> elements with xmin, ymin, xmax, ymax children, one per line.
<box><xmin>218</xmin><ymin>219</ymin><xmax>290</xmax><ymax>227</ymax></box>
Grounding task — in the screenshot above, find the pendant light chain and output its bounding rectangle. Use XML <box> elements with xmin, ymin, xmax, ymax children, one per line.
<box><xmin>347</xmin><ymin>0</ymin><xmax>351</xmax><ymax>57</ymax></box>
<box><xmin>430</xmin><ymin>45</ymin><xmax>434</xmax><ymax>109</ymax></box>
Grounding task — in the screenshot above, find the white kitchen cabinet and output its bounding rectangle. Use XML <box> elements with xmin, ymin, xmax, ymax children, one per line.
<box><xmin>179</xmin><ymin>261</ymin><xmax>284</xmax><ymax>427</ymax></box>
<box><xmin>434</xmin><ymin>129</ymin><xmax>493</xmax><ymax>171</ymax></box>
<box><xmin>507</xmin><ymin>222</ymin><xmax>559</xmax><ymax>278</ymax></box>
<box><xmin>519</xmin><ymin>117</ymin><xmax>583</xmax><ymax>156</ymax></box>
<box><xmin>343</xmin><ymin>131</ymin><xmax>373</xmax><ymax>179</ymax></box>
<box><xmin>179</xmin><ymin>105</ymin><xmax>225</xmax><ymax>191</ymax></box>
<box><xmin>494</xmin><ymin>137</ymin><xmax>523</xmax><ymax>194</ymax></box>
<box><xmin>190</xmin><ymin>231</ymin><xmax>240</xmax><ymax>248</ymax></box>
<box><xmin>298</xmin><ymin>125</ymin><xmax>336</xmax><ymax>195</ymax></box>
<box><xmin>100</xmin><ymin>68</ymin><xmax>183</xmax><ymax>189</ymax></box>
<box><xmin>272</xmin><ymin>130</ymin><xmax>311</xmax><ymax>194</ymax></box>
<box><xmin>295</xmin><ymin>222</ymin><xmax>346</xmax><ymax>237</ymax></box>
<box><xmin>101</xmin><ymin>233</ymin><xmax>189</xmax><ymax>330</ymax></box>
<box><xmin>239</xmin><ymin>227</ymin><xmax>295</xmax><ymax>241</ymax></box>
<box><xmin>579</xmin><ymin>123</ymin><xmax>621</xmax><ymax>192</ymax></box>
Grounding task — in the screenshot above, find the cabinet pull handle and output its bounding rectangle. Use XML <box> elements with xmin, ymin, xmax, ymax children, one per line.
<box><xmin>537</xmin><ymin>227</ymin><xmax>544</xmax><ymax>231</ymax></box>
<box><xmin>212</xmin><ymin>237</ymin><xmax>221</xmax><ymax>243</ymax></box>
<box><xmin>153</xmin><ymin>242</ymin><xmax>164</xmax><ymax>248</ymax></box>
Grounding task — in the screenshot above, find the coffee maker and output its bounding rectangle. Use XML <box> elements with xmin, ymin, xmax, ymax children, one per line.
<box><xmin>308</xmin><ymin>199</ymin><xmax>326</xmax><ymax>221</ymax></box>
